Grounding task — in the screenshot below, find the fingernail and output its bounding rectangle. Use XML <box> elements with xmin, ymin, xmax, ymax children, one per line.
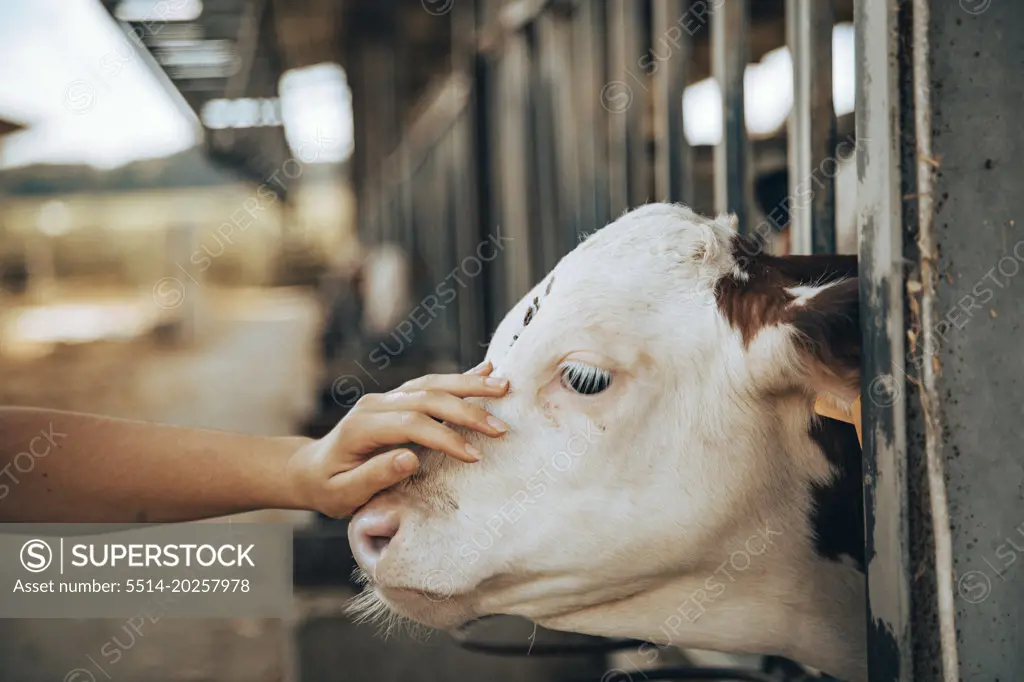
<box><xmin>464</xmin><ymin>443</ymin><xmax>482</xmax><ymax>461</ymax></box>
<box><xmin>485</xmin><ymin>377</ymin><xmax>508</xmax><ymax>388</ymax></box>
<box><xmin>394</xmin><ymin>451</ymin><xmax>418</xmax><ymax>473</ymax></box>
<box><xmin>486</xmin><ymin>415</ymin><xmax>508</xmax><ymax>433</ymax></box>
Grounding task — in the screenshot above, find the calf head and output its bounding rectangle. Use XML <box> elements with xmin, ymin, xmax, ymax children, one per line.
<box><xmin>349</xmin><ymin>204</ymin><xmax>866</xmax><ymax>680</ymax></box>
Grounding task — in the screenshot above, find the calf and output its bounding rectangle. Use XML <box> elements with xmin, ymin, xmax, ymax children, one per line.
<box><xmin>348</xmin><ymin>204</ymin><xmax>866</xmax><ymax>681</ymax></box>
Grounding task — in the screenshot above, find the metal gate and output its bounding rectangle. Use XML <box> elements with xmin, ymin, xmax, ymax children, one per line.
<box><xmin>355</xmin><ymin>0</ymin><xmax>856</xmax><ymax>366</ymax></box>
<box><xmin>340</xmin><ymin>0</ymin><xmax>1024</xmax><ymax>679</ymax></box>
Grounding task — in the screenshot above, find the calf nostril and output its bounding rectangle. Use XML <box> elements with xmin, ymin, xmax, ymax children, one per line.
<box><xmin>369</xmin><ymin>533</ymin><xmax>393</xmax><ymax>555</ymax></box>
<box><xmin>350</xmin><ymin>509</ymin><xmax>402</xmax><ymax>567</ymax></box>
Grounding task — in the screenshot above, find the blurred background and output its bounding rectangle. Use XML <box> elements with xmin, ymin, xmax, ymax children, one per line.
<box><xmin>0</xmin><ymin>0</ymin><xmax>858</xmax><ymax>680</ymax></box>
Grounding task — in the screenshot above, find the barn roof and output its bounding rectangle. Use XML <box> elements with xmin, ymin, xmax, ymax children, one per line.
<box><xmin>95</xmin><ymin>0</ymin><xmax>855</xmax><ymax>193</ymax></box>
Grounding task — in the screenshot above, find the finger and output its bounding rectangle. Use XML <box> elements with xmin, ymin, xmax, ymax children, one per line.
<box><xmin>375</xmin><ymin>389</ymin><xmax>508</xmax><ymax>436</ymax></box>
<box><xmin>330</xmin><ymin>449</ymin><xmax>419</xmax><ymax>512</ymax></box>
<box><xmin>465</xmin><ymin>360</ymin><xmax>493</xmax><ymax>376</ymax></box>
<box><xmin>344</xmin><ymin>411</ymin><xmax>482</xmax><ymax>463</ymax></box>
<box><xmin>398</xmin><ymin>372</ymin><xmax>508</xmax><ymax>398</ymax></box>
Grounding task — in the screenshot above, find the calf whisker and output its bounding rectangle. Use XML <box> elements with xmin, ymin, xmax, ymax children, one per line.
<box><xmin>344</xmin><ymin>570</ymin><xmax>433</xmax><ymax>642</ymax></box>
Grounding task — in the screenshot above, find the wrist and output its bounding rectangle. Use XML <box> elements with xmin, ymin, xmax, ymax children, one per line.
<box><xmin>271</xmin><ymin>435</ymin><xmax>316</xmax><ymax>511</ymax></box>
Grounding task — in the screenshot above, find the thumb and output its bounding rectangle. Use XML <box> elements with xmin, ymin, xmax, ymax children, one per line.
<box><xmin>331</xmin><ymin>449</ymin><xmax>419</xmax><ymax>511</ymax></box>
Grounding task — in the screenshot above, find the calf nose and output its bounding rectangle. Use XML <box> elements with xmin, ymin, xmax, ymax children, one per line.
<box><xmin>349</xmin><ymin>507</ymin><xmax>402</xmax><ymax>574</ymax></box>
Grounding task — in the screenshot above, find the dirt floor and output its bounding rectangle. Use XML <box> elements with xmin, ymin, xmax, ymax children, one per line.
<box><xmin>0</xmin><ymin>287</ymin><xmax>613</xmax><ymax>682</ymax></box>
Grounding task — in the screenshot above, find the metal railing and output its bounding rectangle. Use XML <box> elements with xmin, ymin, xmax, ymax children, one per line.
<box><xmin>351</xmin><ymin>1</ymin><xmax>855</xmax><ymax>680</ymax></box>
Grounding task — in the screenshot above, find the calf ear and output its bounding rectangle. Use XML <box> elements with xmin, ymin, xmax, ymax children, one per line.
<box><xmin>788</xmin><ymin>278</ymin><xmax>860</xmax><ymax>405</ymax></box>
<box><xmin>718</xmin><ymin>240</ymin><xmax>861</xmax><ymax>403</ymax></box>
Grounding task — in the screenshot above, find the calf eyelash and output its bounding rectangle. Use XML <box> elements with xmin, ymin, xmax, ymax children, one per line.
<box><xmin>559</xmin><ymin>361</ymin><xmax>612</xmax><ymax>395</ymax></box>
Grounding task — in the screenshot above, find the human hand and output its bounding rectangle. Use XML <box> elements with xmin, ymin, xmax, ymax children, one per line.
<box><xmin>286</xmin><ymin>361</ymin><xmax>509</xmax><ymax>518</ymax></box>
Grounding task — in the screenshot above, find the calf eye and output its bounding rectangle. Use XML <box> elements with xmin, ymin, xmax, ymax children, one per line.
<box><xmin>559</xmin><ymin>361</ymin><xmax>612</xmax><ymax>395</ymax></box>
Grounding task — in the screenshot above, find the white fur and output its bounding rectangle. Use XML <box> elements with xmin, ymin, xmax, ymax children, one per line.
<box><xmin>350</xmin><ymin>204</ymin><xmax>866</xmax><ymax>681</ymax></box>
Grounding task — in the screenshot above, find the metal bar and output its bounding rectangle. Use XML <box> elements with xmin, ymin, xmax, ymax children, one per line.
<box><xmin>911</xmin><ymin>0</ymin><xmax>958</xmax><ymax>671</ymax></box>
<box><xmin>606</xmin><ymin>0</ymin><xmax>631</xmax><ymax>217</ymax></box>
<box><xmin>550</xmin><ymin>12</ymin><xmax>583</xmax><ymax>255</ymax></box>
<box><xmin>575</xmin><ymin>0</ymin><xmax>610</xmax><ymax>231</ymax></box>
<box><xmin>530</xmin><ymin>20</ymin><xmax>562</xmax><ymax>274</ymax></box>
<box><xmin>571</xmin><ymin>2</ymin><xmax>596</xmax><ymax>236</ymax></box>
<box><xmin>450</xmin><ymin>111</ymin><xmax>485</xmax><ymax>366</ymax></box>
<box><xmin>351</xmin><ymin>35</ymin><xmax>399</xmax><ymax>244</ymax></box>
<box><xmin>471</xmin><ymin>54</ymin><xmax>501</xmax><ymax>341</ymax></box>
<box><xmin>809</xmin><ymin>0</ymin><xmax>836</xmax><ymax>255</ymax></box>
<box><xmin>712</xmin><ymin>0</ymin><xmax>750</xmax><ymax>234</ymax></box>
<box><xmin>652</xmin><ymin>0</ymin><xmax>693</xmax><ymax>206</ymax></box>
<box><xmin>624</xmin><ymin>2</ymin><xmax>650</xmax><ymax>210</ymax></box>
<box><xmin>786</xmin><ymin>0</ymin><xmax>836</xmax><ymax>255</ymax></box>
<box><xmin>855</xmin><ymin>0</ymin><xmax>913</xmax><ymax>678</ymax></box>
<box><xmin>495</xmin><ymin>35</ymin><xmax>535</xmax><ymax>303</ymax></box>
<box><xmin>436</xmin><ymin>136</ymin><xmax>459</xmax><ymax>365</ymax></box>
<box><xmin>536</xmin><ymin>13</ymin><xmax>579</xmax><ymax>262</ymax></box>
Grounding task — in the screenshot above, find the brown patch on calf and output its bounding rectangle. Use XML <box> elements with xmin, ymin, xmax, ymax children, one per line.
<box><xmin>716</xmin><ymin>235</ymin><xmax>860</xmax><ymax>397</ymax></box>
<box><xmin>519</xmin><ymin>289</ymin><xmax>549</xmax><ymax>339</ymax></box>
<box><xmin>511</xmin><ymin>279</ymin><xmax>552</xmax><ymax>348</ymax></box>
<box><xmin>715</xmin><ymin>270</ymin><xmax>796</xmax><ymax>346</ymax></box>
<box><xmin>716</xmin><ymin>235</ymin><xmax>857</xmax><ymax>343</ymax></box>
<box><xmin>523</xmin><ymin>306</ymin><xmax>535</xmax><ymax>327</ymax></box>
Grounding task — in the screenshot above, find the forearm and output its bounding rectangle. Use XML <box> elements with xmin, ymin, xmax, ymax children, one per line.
<box><xmin>0</xmin><ymin>407</ymin><xmax>312</xmax><ymax>523</ymax></box>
